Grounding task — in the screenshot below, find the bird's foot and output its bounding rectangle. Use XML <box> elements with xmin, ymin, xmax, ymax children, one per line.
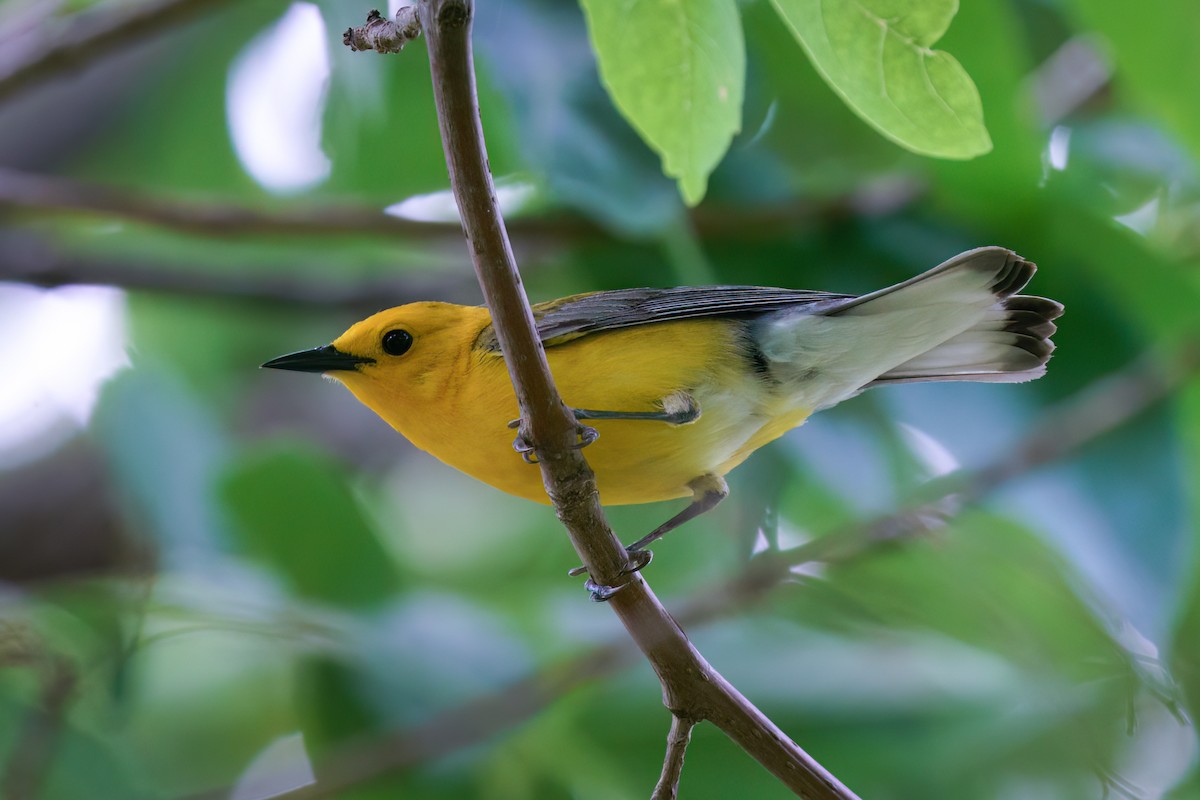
<box><xmin>584</xmin><ymin>579</ymin><xmax>624</xmax><ymax>602</ymax></box>
<box><xmin>508</xmin><ymin>418</ymin><xmax>598</xmax><ymax>464</ymax></box>
<box><xmin>571</xmin><ymin>549</ymin><xmax>653</xmax><ymax>602</ymax></box>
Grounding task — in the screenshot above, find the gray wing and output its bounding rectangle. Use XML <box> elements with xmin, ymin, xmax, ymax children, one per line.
<box><xmin>524</xmin><ymin>286</ymin><xmax>853</xmax><ymax>347</ymax></box>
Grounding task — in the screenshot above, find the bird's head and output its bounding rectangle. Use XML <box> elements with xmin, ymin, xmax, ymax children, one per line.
<box><xmin>262</xmin><ymin>301</ymin><xmax>488</xmax><ymax>422</ymax></box>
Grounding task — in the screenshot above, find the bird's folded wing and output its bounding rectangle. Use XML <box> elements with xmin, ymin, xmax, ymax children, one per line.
<box><xmin>475</xmin><ymin>286</ymin><xmax>853</xmax><ymax>350</ymax></box>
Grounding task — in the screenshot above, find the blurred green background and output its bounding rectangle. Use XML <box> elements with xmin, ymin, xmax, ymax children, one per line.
<box><xmin>1</xmin><ymin>0</ymin><xmax>1198</xmax><ymax>798</ymax></box>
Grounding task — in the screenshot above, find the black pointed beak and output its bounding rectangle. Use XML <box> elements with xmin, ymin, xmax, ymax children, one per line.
<box><xmin>261</xmin><ymin>345</ymin><xmax>374</xmax><ymax>373</ymax></box>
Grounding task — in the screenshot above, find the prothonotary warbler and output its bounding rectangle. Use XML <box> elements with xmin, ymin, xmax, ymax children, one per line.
<box><xmin>265</xmin><ymin>246</ymin><xmax>1061</xmax><ymax>585</ymax></box>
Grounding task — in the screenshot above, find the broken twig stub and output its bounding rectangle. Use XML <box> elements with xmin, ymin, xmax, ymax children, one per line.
<box><xmin>343</xmin><ymin>7</ymin><xmax>421</xmax><ymax>54</ymax></box>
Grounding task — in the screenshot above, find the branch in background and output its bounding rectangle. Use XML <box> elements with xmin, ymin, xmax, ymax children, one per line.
<box><xmin>0</xmin><ymin>166</ymin><xmax>582</xmax><ymax>242</ymax></box>
<box><xmin>407</xmin><ymin>1</ymin><xmax>854</xmax><ymax>798</ymax></box>
<box><xmin>0</xmin><ymin>234</ymin><xmax>481</xmax><ymax>310</ymax></box>
<box><xmin>205</xmin><ymin>345</ymin><xmax>1195</xmax><ymax>800</ymax></box>
<box><xmin>0</xmin><ymin>166</ymin><xmax>922</xmax><ymax>245</ymax></box>
<box><xmin>0</xmin><ymin>0</ymin><xmax>235</xmax><ymax>105</ymax></box>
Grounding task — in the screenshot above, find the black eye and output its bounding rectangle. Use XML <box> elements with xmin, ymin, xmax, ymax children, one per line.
<box><xmin>382</xmin><ymin>329</ymin><xmax>413</xmax><ymax>356</ymax></box>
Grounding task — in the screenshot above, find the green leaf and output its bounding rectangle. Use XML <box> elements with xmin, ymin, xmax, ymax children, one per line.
<box><xmin>580</xmin><ymin>0</ymin><xmax>745</xmax><ymax>205</ymax></box>
<box><xmin>770</xmin><ymin>0</ymin><xmax>991</xmax><ymax>159</ymax></box>
<box><xmin>219</xmin><ymin>443</ymin><xmax>400</xmax><ymax>610</ymax></box>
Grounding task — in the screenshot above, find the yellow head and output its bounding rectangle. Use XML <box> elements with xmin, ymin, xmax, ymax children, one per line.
<box><xmin>262</xmin><ymin>301</ymin><xmax>492</xmax><ymax>438</ymax></box>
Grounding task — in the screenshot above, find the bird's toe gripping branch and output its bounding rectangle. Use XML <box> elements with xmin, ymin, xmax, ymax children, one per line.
<box><xmin>582</xmin><ymin>551</ymin><xmax>654</xmax><ymax>601</ymax></box>
<box><xmin>509</xmin><ymin>417</ymin><xmax>599</xmax><ymax>464</ymax></box>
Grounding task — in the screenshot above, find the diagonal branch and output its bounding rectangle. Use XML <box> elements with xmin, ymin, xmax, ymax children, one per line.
<box><xmin>411</xmin><ymin>1</ymin><xmax>855</xmax><ymax>797</ymax></box>
<box><xmin>193</xmin><ymin>345</ymin><xmax>1195</xmax><ymax>800</ymax></box>
<box><xmin>0</xmin><ymin>0</ymin><xmax>236</xmax><ymax>105</ymax></box>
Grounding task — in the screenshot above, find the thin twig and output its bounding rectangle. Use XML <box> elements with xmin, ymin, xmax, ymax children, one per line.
<box><xmin>410</xmin><ymin>1</ymin><xmax>855</xmax><ymax>797</ymax></box>
<box><xmin>0</xmin><ymin>0</ymin><xmax>235</xmax><ymax>105</ymax></box>
<box><xmin>195</xmin><ymin>346</ymin><xmax>1195</xmax><ymax>800</ymax></box>
<box><xmin>652</xmin><ymin>714</ymin><xmax>697</xmax><ymax>800</ymax></box>
<box><xmin>965</xmin><ymin>348</ymin><xmax>1189</xmax><ymax>496</ymax></box>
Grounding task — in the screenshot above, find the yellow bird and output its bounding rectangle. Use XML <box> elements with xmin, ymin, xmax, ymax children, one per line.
<box><xmin>265</xmin><ymin>247</ymin><xmax>1061</xmax><ymax>588</ymax></box>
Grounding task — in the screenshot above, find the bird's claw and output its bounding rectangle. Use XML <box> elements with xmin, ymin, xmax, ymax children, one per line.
<box><xmin>585</xmin><ymin>579</ymin><xmax>625</xmax><ymax>602</ymax></box>
<box><xmin>572</xmin><ymin>425</ymin><xmax>599</xmax><ymax>448</ymax></box>
<box><xmin>509</xmin><ymin>420</ymin><xmax>598</xmax><ymax>464</ymax></box>
<box><xmin>623</xmin><ymin>548</ymin><xmax>654</xmax><ymax>573</ymax></box>
<box><xmin>569</xmin><ymin>549</ymin><xmax>654</xmax><ymax>602</ymax></box>
<box><xmin>511</xmin><ymin>433</ymin><xmax>539</xmax><ymax>464</ymax></box>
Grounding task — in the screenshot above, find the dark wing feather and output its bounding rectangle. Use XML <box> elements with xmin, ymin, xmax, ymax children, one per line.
<box><xmin>476</xmin><ymin>286</ymin><xmax>852</xmax><ymax>350</ymax></box>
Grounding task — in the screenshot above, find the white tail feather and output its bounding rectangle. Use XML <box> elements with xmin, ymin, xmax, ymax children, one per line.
<box><xmin>753</xmin><ymin>247</ymin><xmax>1061</xmax><ymax>408</ymax></box>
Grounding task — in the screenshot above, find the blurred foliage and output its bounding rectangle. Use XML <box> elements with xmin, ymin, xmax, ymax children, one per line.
<box><xmin>0</xmin><ymin>0</ymin><xmax>1199</xmax><ymax>798</ymax></box>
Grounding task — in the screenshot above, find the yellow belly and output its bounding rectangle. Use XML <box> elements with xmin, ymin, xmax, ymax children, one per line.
<box><xmin>396</xmin><ymin>319</ymin><xmax>811</xmax><ymax>506</ymax></box>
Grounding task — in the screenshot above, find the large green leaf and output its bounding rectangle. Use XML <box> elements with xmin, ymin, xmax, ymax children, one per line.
<box><xmin>219</xmin><ymin>444</ymin><xmax>399</xmax><ymax>610</ymax></box>
<box><xmin>580</xmin><ymin>0</ymin><xmax>745</xmax><ymax>205</ymax></box>
<box><xmin>770</xmin><ymin>0</ymin><xmax>991</xmax><ymax>159</ymax></box>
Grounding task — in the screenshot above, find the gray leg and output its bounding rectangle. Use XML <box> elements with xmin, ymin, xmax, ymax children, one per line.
<box><xmin>572</xmin><ymin>474</ymin><xmax>730</xmax><ymax>600</ymax></box>
<box><xmin>625</xmin><ymin>474</ymin><xmax>729</xmax><ymax>553</ymax></box>
<box><xmin>572</xmin><ymin>394</ymin><xmax>700</xmax><ymax>426</ymax></box>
